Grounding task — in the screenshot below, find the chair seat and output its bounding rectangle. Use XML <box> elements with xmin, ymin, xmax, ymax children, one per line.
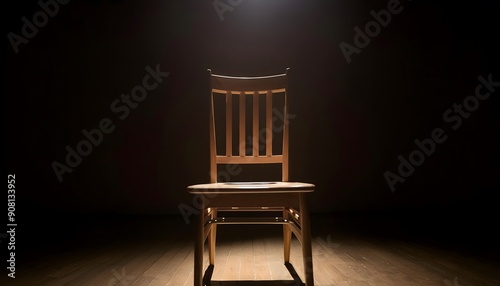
<box><xmin>187</xmin><ymin>181</ymin><xmax>315</xmax><ymax>194</ymax></box>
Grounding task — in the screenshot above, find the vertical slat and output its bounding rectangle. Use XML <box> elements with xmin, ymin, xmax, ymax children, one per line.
<box><xmin>266</xmin><ymin>91</ymin><xmax>273</xmax><ymax>156</ymax></box>
<box><xmin>252</xmin><ymin>91</ymin><xmax>259</xmax><ymax>157</ymax></box>
<box><xmin>208</xmin><ymin>70</ymin><xmax>217</xmax><ymax>183</ymax></box>
<box><xmin>239</xmin><ymin>92</ymin><xmax>245</xmax><ymax>156</ymax></box>
<box><xmin>282</xmin><ymin>69</ymin><xmax>290</xmax><ymax>181</ymax></box>
<box><xmin>226</xmin><ymin>91</ymin><xmax>232</xmax><ymax>157</ymax></box>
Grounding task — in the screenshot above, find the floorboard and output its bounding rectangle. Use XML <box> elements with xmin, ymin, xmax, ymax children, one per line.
<box><xmin>2</xmin><ymin>214</ymin><xmax>499</xmax><ymax>286</ymax></box>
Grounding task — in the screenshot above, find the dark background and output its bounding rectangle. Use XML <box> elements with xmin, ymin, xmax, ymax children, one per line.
<box><xmin>3</xmin><ymin>0</ymin><xmax>500</xmax><ymax>273</ymax></box>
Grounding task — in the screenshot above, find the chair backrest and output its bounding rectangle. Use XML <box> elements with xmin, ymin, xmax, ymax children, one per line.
<box><xmin>208</xmin><ymin>68</ymin><xmax>291</xmax><ymax>183</ymax></box>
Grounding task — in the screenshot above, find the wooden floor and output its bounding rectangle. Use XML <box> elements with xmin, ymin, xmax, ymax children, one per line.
<box><xmin>2</xmin><ymin>214</ymin><xmax>500</xmax><ymax>286</ymax></box>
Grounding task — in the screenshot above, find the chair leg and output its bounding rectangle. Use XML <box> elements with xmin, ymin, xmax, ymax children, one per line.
<box><xmin>299</xmin><ymin>194</ymin><xmax>314</xmax><ymax>286</ymax></box>
<box><xmin>194</xmin><ymin>208</ymin><xmax>205</xmax><ymax>286</ymax></box>
<box><xmin>283</xmin><ymin>209</ymin><xmax>292</xmax><ymax>263</ymax></box>
<box><xmin>208</xmin><ymin>209</ymin><xmax>217</xmax><ymax>265</ymax></box>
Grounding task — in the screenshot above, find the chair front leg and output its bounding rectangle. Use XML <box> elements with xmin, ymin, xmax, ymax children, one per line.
<box><xmin>194</xmin><ymin>207</ymin><xmax>205</xmax><ymax>286</ymax></box>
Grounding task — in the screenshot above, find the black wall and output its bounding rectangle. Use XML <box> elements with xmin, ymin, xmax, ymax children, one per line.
<box><xmin>5</xmin><ymin>0</ymin><xmax>500</xmax><ymax>224</ymax></box>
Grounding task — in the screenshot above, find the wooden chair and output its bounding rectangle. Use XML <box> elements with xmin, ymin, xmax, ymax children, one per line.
<box><xmin>187</xmin><ymin>68</ymin><xmax>315</xmax><ymax>286</ymax></box>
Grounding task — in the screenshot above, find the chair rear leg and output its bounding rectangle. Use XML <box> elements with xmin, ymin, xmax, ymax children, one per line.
<box><xmin>299</xmin><ymin>194</ymin><xmax>314</xmax><ymax>286</ymax></box>
<box><xmin>208</xmin><ymin>209</ymin><xmax>217</xmax><ymax>265</ymax></box>
<box><xmin>283</xmin><ymin>209</ymin><xmax>292</xmax><ymax>263</ymax></box>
